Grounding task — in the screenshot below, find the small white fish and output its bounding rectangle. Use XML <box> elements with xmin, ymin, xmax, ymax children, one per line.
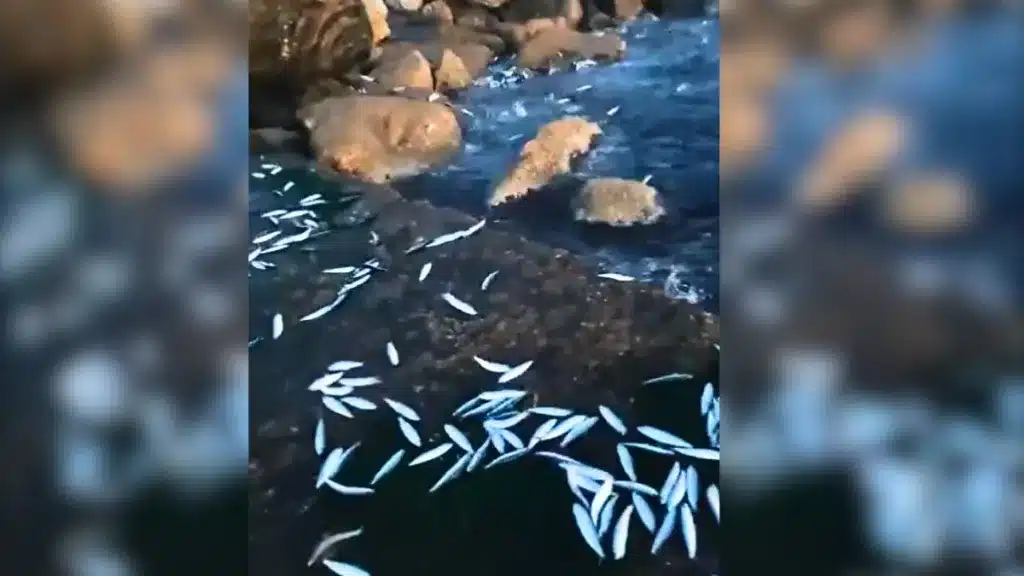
<box><xmin>614</xmin><ymin>480</ymin><xmax>659</xmax><ymax>498</ymax></box>
<box><xmin>667</xmin><ymin>471</ymin><xmax>688</xmax><ymax>509</ymax></box>
<box><xmin>616</xmin><ymin>444</ymin><xmax>637</xmax><ymax>481</ymax></box>
<box><xmin>598</xmin><ymin>405</ymin><xmax>628</xmax><ymax>435</ymax></box>
<box><xmin>323</xmin><ymin>560</ymin><xmax>371</xmax><ymax>576</ymax></box>
<box><xmin>441</xmin><ymin>292</ymin><xmax>478</xmax><ymax>316</ymax></box>
<box><xmin>576</xmin><ymin>84</ymin><xmax>593</xmax><ymax>92</ymax></box>
<box><xmin>701</xmin><ymin>382</ymin><xmax>715</xmax><ymax>415</ymax></box>
<box><xmin>632</xmin><ymin>494</ymin><xmax>657</xmax><ymax>534</ymax></box>
<box><xmin>409</xmin><ymin>443</ymin><xmax>454</xmax><ymax>466</ymax></box>
<box><xmin>386</xmin><ymin>341</ymin><xmax>400</xmax><ymax>366</ymax></box>
<box><xmin>606</xmin><ymin>105</ymin><xmax>621</xmax><ymax>116</ymax></box>
<box><xmin>325</xmin><ymin>480</ymin><xmax>374</xmax><ymax>495</ymax></box>
<box><xmin>418</xmin><ymin>262</ymin><xmax>432</xmax><ymax>282</ymax></box>
<box><xmin>307</xmin><ymin>528</ymin><xmax>364</xmax><ymax>566</ymax></box>
<box><xmin>623</xmin><ymin>441</ymin><xmax>675</xmax><ymax>456</ymax></box>
<box><xmin>397</xmin><ymin>417</ymin><xmax>421</xmax><ymax>447</ymax></box>
<box><xmin>497</xmin><ymin>360</ymin><xmax>534</xmax><ymax>384</ymax></box>
<box><xmin>590</xmin><ymin>477</ymin><xmax>615</xmax><ymax>524</ymax></box>
<box><xmin>383</xmin><ymin>398</ymin><xmax>420</xmax><ymax>421</ymax></box>
<box><xmin>484</xmin><ymin>446</ymin><xmax>529</xmax><ymax>469</ymax></box>
<box><xmin>444</xmin><ymin>424</ymin><xmax>474</xmax><ymax>452</ymax></box>
<box><xmin>337</xmin><ymin>377</ymin><xmax>381</xmax><ymax>388</ymax></box>
<box><xmin>465</xmin><ymin>438</ymin><xmax>491</xmax><ymax>472</ymax></box>
<box><xmin>571</xmin><ymin>503</ymin><xmax>605</xmax><ymax>559</ymax></box>
<box><xmin>323</xmin><ymin>397</ymin><xmax>353</xmax><ymax>418</ymax></box>
<box><xmin>316</xmin><ymin>447</ymin><xmax>347</xmax><ymax>488</ymax></box>
<box><xmin>530</xmin><ymin>406</ymin><xmax>574</xmax><ymax>417</ymax></box>
<box><xmin>340</xmin><ymin>397</ymin><xmax>377</xmax><ymax>410</ymax></box>
<box><xmin>371</xmin><ymin>449</ymin><xmax>406</xmax><ymax>485</ymax></box>
<box><xmin>660</xmin><ymin>463</ymin><xmax>682</xmax><ymax>503</ymax></box>
<box><xmin>641</xmin><ymin>174</ymin><xmax>653</xmax><ymax>184</ymax></box>
<box><xmin>643</xmin><ymin>372</ymin><xmax>693</xmax><ymax>385</ymax></box>
<box><xmin>321</xmin><ymin>386</ymin><xmax>354</xmax><ymax>397</ymax></box>
<box><xmin>650</xmin><ymin>506</ymin><xmax>677</xmax><ymax>554</ymax></box>
<box><xmin>299</xmin><ymin>295</ymin><xmax>345</xmax><ymax>322</ymax></box>
<box><xmin>314</xmin><ymin>418</ymin><xmax>326</xmax><ymax>455</ymax></box>
<box><xmin>484</xmin><ymin>411</ymin><xmax>530</xmax><ymax>430</ymax></box>
<box><xmin>598</xmin><ymin>272</ymin><xmax>634</xmax><ymax>282</ymax></box>
<box><xmin>685</xmin><ymin>465</ymin><xmax>699</xmax><ymax>510</ymax></box>
<box><xmin>252</xmin><ymin>230</ymin><xmax>282</xmax><ymax>244</ymax></box>
<box><xmin>680</xmin><ymin>505</ymin><xmax>697</xmax><ymax>558</ymax></box>
<box><xmin>473</xmin><ymin>356</ymin><xmax>511</xmax><ymax>373</ymax></box>
<box><xmin>598</xmin><ymin>493</ymin><xmax>618</xmax><ymax>537</ymax></box>
<box><xmin>429</xmin><ymin>452</ymin><xmax>471</xmax><ymax>492</ymax></box>
<box><xmin>480</xmin><ymin>270</ymin><xmax>499</xmax><ymax>290</ymax></box>
<box><xmin>283</xmin><ymin>181</ymin><xmax>295</xmax><ymax>192</ymax></box>
<box><xmin>308</xmin><ymin>371</ymin><xmax>344</xmax><ymax>392</ymax></box>
<box><xmin>560</xmin><ymin>415</ymin><xmax>598</xmax><ymax>447</ymax></box>
<box><xmin>611</xmin><ymin>504</ymin><xmax>634</xmax><ymax>559</ymax></box>
<box><xmin>323</xmin><ymin>266</ymin><xmax>357</xmax><ymax>275</ymax></box>
<box><xmin>272</xmin><ymin>314</ymin><xmax>283</xmax><ymax>339</ymax></box>
<box><xmin>707</xmin><ymin>484</ymin><xmax>720</xmax><ymax>523</ymax></box>
<box><xmin>636</xmin><ymin>425</ymin><xmax>691</xmax><ymax>448</ymax></box>
<box><xmin>328</xmin><ymin>360</ymin><xmax>363</xmax><ymax>372</ymax></box>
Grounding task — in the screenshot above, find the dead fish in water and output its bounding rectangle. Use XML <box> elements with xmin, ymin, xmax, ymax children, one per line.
<box><xmin>308</xmin><ymin>372</ymin><xmax>344</xmax><ymax>392</ymax></box>
<box><xmin>418</xmin><ymin>262</ymin><xmax>432</xmax><ymax>282</ymax></box>
<box><xmin>340</xmin><ymin>396</ymin><xmax>377</xmax><ymax>410</ymax></box>
<box><xmin>323</xmin><ymin>266</ymin><xmax>357</xmax><ymax>275</ymax></box>
<box><xmin>444</xmin><ymin>424</ymin><xmax>474</xmax><ymax>452</ymax></box>
<box><xmin>598</xmin><ymin>493</ymin><xmax>618</xmax><ymax>537</ymax></box>
<box><xmin>325</xmin><ymin>480</ymin><xmax>374</xmax><ymax>496</ymax></box>
<box><xmin>252</xmin><ymin>230</ymin><xmax>282</xmax><ymax>244</ymax></box>
<box><xmin>701</xmin><ymin>382</ymin><xmax>715</xmax><ymax>415</ymax></box>
<box><xmin>409</xmin><ymin>442</ymin><xmax>454</xmax><ymax>466</ymax></box>
<box><xmin>441</xmin><ymin>292</ymin><xmax>478</xmax><ymax>316</ymax></box>
<box><xmin>307</xmin><ymin>528</ymin><xmax>364</xmax><ymax>566</ymax></box>
<box><xmin>571</xmin><ymin>503</ymin><xmax>605</xmax><ymax>559</ymax></box>
<box><xmin>651</xmin><ymin>506</ymin><xmax>678</xmax><ymax>554</ymax></box>
<box><xmin>680</xmin><ymin>505</ymin><xmax>697</xmax><ymax>558</ymax></box>
<box><xmin>597</xmin><ymin>272</ymin><xmax>635</xmax><ymax>282</ymax></box>
<box><xmin>383</xmin><ymin>398</ymin><xmax>420</xmax><ymax>421</ymax></box>
<box><xmin>397</xmin><ymin>417</ymin><xmax>422</xmax><ymax>447</ymax></box>
<box><xmin>484</xmin><ymin>411</ymin><xmax>530</xmax><ymax>430</ymax></box>
<box><xmin>480</xmin><ymin>270</ymin><xmax>499</xmax><ymax>290</ymax></box>
<box><xmin>660</xmin><ymin>462</ymin><xmax>681</xmax><ymax>504</ymax></box>
<box><xmin>560</xmin><ymin>415</ymin><xmax>598</xmax><ymax>447</ymax></box>
<box><xmin>614</xmin><ymin>480</ymin><xmax>659</xmax><ymax>498</ymax></box>
<box><xmin>272</xmin><ymin>314</ymin><xmax>283</xmax><ymax>339</ymax></box>
<box><xmin>321</xmin><ymin>386</ymin><xmax>354</xmax><ymax>398</ymax></box>
<box><xmin>706</xmin><ymin>484</ymin><xmax>720</xmax><ymax>523</ymax></box>
<box><xmin>606</xmin><ymin>105</ymin><xmax>621</xmax><ymax>116</ymax></box>
<box><xmin>497</xmin><ymin>360</ymin><xmax>533</xmax><ymax>383</ymax></box>
<box><xmin>616</xmin><ymin>444</ymin><xmax>637</xmax><ymax>481</ymax></box>
<box><xmin>371</xmin><ymin>449</ymin><xmax>406</xmax><ymax>485</ymax></box>
<box><xmin>425</xmin><ymin>219</ymin><xmax>486</xmax><ymax>248</ymax></box>
<box><xmin>299</xmin><ymin>294</ymin><xmax>345</xmax><ymax>322</ymax></box>
<box><xmin>642</xmin><ymin>174</ymin><xmax>653</xmax><ymax>184</ymax></box>
<box><xmin>643</xmin><ymin>373</ymin><xmax>693</xmax><ymax>385</ymax></box>
<box><xmin>316</xmin><ymin>446</ymin><xmax>353</xmax><ymax>488</ymax></box>
<box><xmin>484</xmin><ymin>446</ymin><xmax>530</xmax><ymax>469</ymax></box>
<box><xmin>473</xmin><ymin>356</ymin><xmax>511</xmax><ymax>373</ymax></box>
<box><xmin>598</xmin><ymin>405</ymin><xmax>628</xmax><ymax>435</ymax></box>
<box><xmin>590</xmin><ymin>477</ymin><xmax>615</xmax><ymax>523</ymax></box>
<box><xmin>685</xmin><ymin>465</ymin><xmax>699</xmax><ymax>510</ymax></box>
<box><xmin>612</xmin><ymin>504</ymin><xmax>634</xmax><ymax>559</ymax></box>
<box><xmin>429</xmin><ymin>452</ymin><xmax>471</xmax><ymax>492</ymax></box>
<box><xmin>328</xmin><ymin>360</ymin><xmax>363</xmax><ymax>372</ymax></box>
<box><xmin>337</xmin><ymin>377</ymin><xmax>381</xmax><ymax>388</ymax></box>
<box><xmin>323</xmin><ymin>559</ymin><xmax>371</xmax><ymax>576</ymax></box>
<box><xmin>386</xmin><ymin>341</ymin><xmax>399</xmax><ymax>366</ymax></box>
<box><xmin>636</xmin><ymin>425</ymin><xmax>691</xmax><ymax>448</ymax></box>
<box><xmin>632</xmin><ymin>493</ymin><xmax>657</xmax><ymax>533</ymax></box>
<box><xmin>314</xmin><ymin>418</ymin><xmax>326</xmax><ymax>455</ymax></box>
<box><xmin>323</xmin><ymin>397</ymin><xmax>354</xmax><ymax>418</ymax></box>
<box><xmin>466</xmin><ymin>438</ymin><xmax>491</xmax><ymax>472</ymax></box>
<box><xmin>530</xmin><ymin>406</ymin><xmax>573</xmax><ymax>417</ymax></box>
<box><xmin>622</xmin><ymin>441</ymin><xmax>675</xmax><ymax>456</ymax></box>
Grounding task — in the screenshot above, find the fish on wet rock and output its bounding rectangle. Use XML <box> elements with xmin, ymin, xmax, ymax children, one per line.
<box><xmin>488</xmin><ymin>116</ymin><xmax>603</xmax><ymax>206</ymax></box>
<box><xmin>571</xmin><ymin>177</ymin><xmax>667</xmax><ymax>226</ymax></box>
<box><xmin>301</xmin><ymin>95</ymin><xmax>463</xmax><ymax>183</ymax></box>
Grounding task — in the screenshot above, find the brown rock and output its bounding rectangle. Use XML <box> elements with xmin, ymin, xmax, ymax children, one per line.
<box><xmin>437</xmin><ymin>24</ymin><xmax>508</xmax><ymax>53</ymax></box>
<box><xmin>593</xmin><ymin>0</ymin><xmax>645</xmax><ymax>20</ymax></box>
<box><xmin>500</xmin><ymin>0</ymin><xmax>583</xmax><ymax>25</ymax></box>
<box><xmin>362</xmin><ymin>0</ymin><xmax>393</xmax><ymax>44</ymax></box>
<box><xmin>434</xmin><ymin>48</ymin><xmax>474</xmax><ymax>91</ymax></box>
<box><xmin>302</xmin><ymin>95</ymin><xmax>462</xmax><ymax>183</ymax></box>
<box><xmin>371</xmin><ymin>49</ymin><xmax>435</xmax><ymax>90</ymax></box>
<box><xmin>464</xmin><ymin>0</ymin><xmax>511</xmax><ymax>8</ymax></box>
<box><xmin>489</xmin><ymin>116</ymin><xmax>602</xmax><ymax>206</ymax></box>
<box><xmin>494</xmin><ymin>17</ymin><xmax>566</xmax><ymax>49</ymax></box>
<box><xmin>385</xmin><ymin>0</ymin><xmax>424</xmax><ymax>12</ymax></box>
<box><xmin>420</xmin><ymin>0</ymin><xmax>455</xmax><ymax>23</ymax></box>
<box><xmin>719</xmin><ymin>94</ymin><xmax>768</xmax><ymax>177</ymax></box>
<box><xmin>517</xmin><ymin>28</ymin><xmax>625</xmax><ymax>70</ymax></box>
<box><xmin>642</xmin><ymin>0</ymin><xmax>706</xmax><ymax>19</ymax></box>
<box><xmin>572</xmin><ymin>178</ymin><xmax>666</xmax><ymax>226</ymax></box>
<box><xmin>882</xmin><ymin>174</ymin><xmax>976</xmax><ymax>236</ymax></box>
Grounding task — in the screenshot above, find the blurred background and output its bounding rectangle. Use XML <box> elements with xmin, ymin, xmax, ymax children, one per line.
<box><xmin>720</xmin><ymin>0</ymin><xmax>1022</xmax><ymax>574</ymax></box>
<box><xmin>0</xmin><ymin>1</ymin><xmax>247</xmax><ymax>575</ymax></box>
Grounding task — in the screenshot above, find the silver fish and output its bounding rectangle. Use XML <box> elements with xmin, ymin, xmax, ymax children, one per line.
<box><xmin>616</xmin><ymin>444</ymin><xmax>637</xmax><ymax>481</ymax></box>
<box><xmin>612</xmin><ymin>504</ymin><xmax>634</xmax><ymax>559</ymax></box>
<box><xmin>409</xmin><ymin>442</ymin><xmax>454</xmax><ymax>466</ymax></box>
<box><xmin>444</xmin><ymin>424</ymin><xmax>474</xmax><ymax>452</ymax></box>
<box><xmin>480</xmin><ymin>270</ymin><xmax>499</xmax><ymax>290</ymax></box>
<box><xmin>606</xmin><ymin>105</ymin><xmax>621</xmax><ymax>116</ymax></box>
<box><xmin>323</xmin><ymin>266</ymin><xmax>357</xmax><ymax>275</ymax></box>
<box><xmin>461</xmin><ymin>398</ymin><xmax>507</xmax><ymax>420</ymax></box>
<box><xmin>598</xmin><ymin>493</ymin><xmax>618</xmax><ymax>537</ymax></box>
<box><xmin>686</xmin><ymin>466</ymin><xmax>699</xmax><ymax>510</ymax></box>
<box><xmin>314</xmin><ymin>418</ymin><xmax>326</xmax><ymax>455</ymax></box>
<box><xmin>341</xmin><ymin>397</ymin><xmax>377</xmax><ymax>410</ymax></box>
<box><xmin>371</xmin><ymin>449</ymin><xmax>405</xmax><ymax>485</ymax></box>
<box><xmin>397</xmin><ymin>417</ymin><xmax>422</xmax><ymax>447</ymax></box>
<box><xmin>484</xmin><ymin>446</ymin><xmax>530</xmax><ymax>469</ymax></box>
<box><xmin>562</xmin><ymin>462</ymin><xmax>613</xmax><ymax>483</ymax></box>
<box><xmin>429</xmin><ymin>452</ymin><xmax>471</xmax><ymax>492</ymax></box>
<box><xmin>323</xmin><ymin>397</ymin><xmax>354</xmax><ymax>418</ymax></box>
<box><xmin>440</xmin><ymin>292</ymin><xmax>478</xmax><ymax>316</ymax></box>
<box><xmin>337</xmin><ymin>377</ymin><xmax>381</xmax><ymax>388</ymax></box>
<box><xmin>272</xmin><ymin>314</ymin><xmax>283</xmax><ymax>339</ymax></box>
<box><xmin>560</xmin><ymin>415</ymin><xmax>598</xmax><ymax>447</ymax></box>
<box><xmin>529</xmin><ymin>406</ymin><xmax>573</xmax><ymax>417</ymax></box>
<box><xmin>590</xmin><ymin>477</ymin><xmax>615</xmax><ymax>523</ymax></box>
<box><xmin>542</xmin><ymin>414</ymin><xmax>588</xmax><ymax>441</ymax></box>
<box><xmin>651</xmin><ymin>506</ymin><xmax>677</xmax><ymax>554</ymax></box>
<box><xmin>484</xmin><ymin>411</ymin><xmax>530</xmax><ymax>429</ymax></box>
<box><xmin>598</xmin><ymin>405</ymin><xmax>628</xmax><ymax>435</ymax></box>
<box><xmin>328</xmin><ymin>360</ymin><xmax>363</xmax><ymax>372</ymax></box>
<box><xmin>383</xmin><ymin>398</ymin><xmax>420</xmax><ymax>421</ymax></box>
<box><xmin>528</xmin><ymin>418</ymin><xmax>560</xmax><ymax>447</ymax></box>
<box><xmin>321</xmin><ymin>386</ymin><xmax>354</xmax><ymax>398</ymax></box>
<box><xmin>307</xmin><ymin>528</ymin><xmax>363</xmax><ymax>566</ymax></box>
<box><xmin>253</xmin><ymin>230</ymin><xmax>282</xmax><ymax>244</ymax></box>
<box><xmin>386</xmin><ymin>341</ymin><xmax>399</xmax><ymax>366</ymax></box>
<box><xmin>299</xmin><ymin>295</ymin><xmax>345</xmax><ymax>322</ymax></box>
<box><xmin>660</xmin><ymin>463</ymin><xmax>682</xmax><ymax>503</ymax></box>
<box><xmin>597</xmin><ymin>272</ymin><xmax>634</xmax><ymax>281</ymax></box>
<box><xmin>309</xmin><ymin>372</ymin><xmax>345</xmax><ymax>392</ymax></box>
<box><xmin>496</xmin><ymin>428</ymin><xmax>524</xmax><ymax>450</ymax></box>
<box><xmin>667</xmin><ymin>471</ymin><xmax>688</xmax><ymax>509</ymax></box>
<box><xmin>418</xmin><ymin>262</ymin><xmax>432</xmax><ymax>282</ymax></box>
<box><xmin>472</xmin><ymin>356</ymin><xmax>511</xmax><ymax>373</ymax></box>
<box><xmin>622</xmin><ymin>442</ymin><xmax>675</xmax><ymax>456</ymax></box>
<box><xmin>641</xmin><ymin>174</ymin><xmax>653</xmax><ymax>184</ymax></box>
<box><xmin>497</xmin><ymin>360</ymin><xmax>534</xmax><ymax>383</ymax></box>
<box><xmin>316</xmin><ymin>447</ymin><xmax>349</xmax><ymax>488</ymax></box>
<box><xmin>631</xmin><ymin>493</ymin><xmax>657</xmax><ymax>534</ymax></box>
<box><xmin>642</xmin><ymin>373</ymin><xmax>693</xmax><ymax>385</ymax></box>
<box><xmin>571</xmin><ymin>503</ymin><xmax>605</xmax><ymax>559</ymax></box>
<box><xmin>700</xmin><ymin>382</ymin><xmax>715</xmax><ymax>415</ymax></box>
<box><xmin>706</xmin><ymin>484</ymin><xmax>720</xmax><ymax>523</ymax></box>
<box><xmin>614</xmin><ymin>480</ymin><xmax>659</xmax><ymax>498</ymax></box>
<box><xmin>323</xmin><ymin>560</ymin><xmax>371</xmax><ymax>576</ymax></box>
<box><xmin>675</xmin><ymin>447</ymin><xmax>720</xmax><ymax>461</ymax></box>
<box><xmin>466</xmin><ymin>438</ymin><xmax>491</xmax><ymax>472</ymax></box>
<box><xmin>478</xmin><ymin>389</ymin><xmax>527</xmax><ymax>402</ymax></box>
<box><xmin>487</xmin><ymin>427</ymin><xmax>507</xmax><ymax>452</ymax></box>
<box><xmin>325</xmin><ymin>480</ymin><xmax>374</xmax><ymax>496</ymax></box>
<box><xmin>636</xmin><ymin>425</ymin><xmax>691</xmax><ymax>448</ymax></box>
<box><xmin>680</xmin><ymin>504</ymin><xmax>697</xmax><ymax>558</ymax></box>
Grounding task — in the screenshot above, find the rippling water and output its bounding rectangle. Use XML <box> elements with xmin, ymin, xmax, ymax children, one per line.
<box><xmin>251</xmin><ymin>16</ymin><xmax>720</xmax><ymax>309</ymax></box>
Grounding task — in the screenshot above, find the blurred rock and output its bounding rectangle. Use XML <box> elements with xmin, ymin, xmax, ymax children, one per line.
<box><xmin>489</xmin><ymin>116</ymin><xmax>602</xmax><ymax>206</ymax></box>
<box><xmin>882</xmin><ymin>174</ymin><xmax>976</xmax><ymax>236</ymax></box>
<box><xmin>386</xmin><ymin>0</ymin><xmax>425</xmax><ymax>12</ymax></box>
<box><xmin>434</xmin><ymin>48</ymin><xmax>475</xmax><ymax>90</ymax></box>
<box><xmin>720</xmin><ymin>94</ymin><xmax>768</xmax><ymax>177</ymax></box>
<box><xmin>643</xmin><ymin>0</ymin><xmax>707</xmax><ymax>19</ymax></box>
<box><xmin>370</xmin><ymin>49</ymin><xmax>435</xmax><ymax>90</ymax></box>
<box><xmin>500</xmin><ymin>0</ymin><xmax>583</xmax><ymax>27</ymax></box>
<box><xmin>593</xmin><ymin>0</ymin><xmax>646</xmax><ymax>21</ymax></box>
<box><xmin>420</xmin><ymin>0</ymin><xmax>456</xmax><ymax>23</ymax></box>
<box><xmin>494</xmin><ymin>17</ymin><xmax>568</xmax><ymax>50</ymax></box>
<box><xmin>302</xmin><ymin>95</ymin><xmax>462</xmax><ymax>183</ymax></box>
<box><xmin>572</xmin><ymin>177</ymin><xmax>667</xmax><ymax>226</ymax></box>
<box><xmin>517</xmin><ymin>28</ymin><xmax>626</xmax><ymax>70</ymax></box>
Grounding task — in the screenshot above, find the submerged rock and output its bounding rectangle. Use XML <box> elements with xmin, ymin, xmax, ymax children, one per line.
<box><xmin>489</xmin><ymin>116</ymin><xmax>602</xmax><ymax>206</ymax></box>
<box><xmin>303</xmin><ymin>95</ymin><xmax>462</xmax><ymax>183</ymax></box>
<box><xmin>572</xmin><ymin>177</ymin><xmax>666</xmax><ymax>226</ymax></box>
